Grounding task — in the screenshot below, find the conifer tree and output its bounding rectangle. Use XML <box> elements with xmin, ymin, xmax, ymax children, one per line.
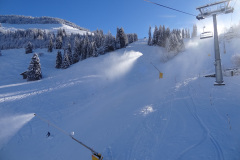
<box><xmin>188</xmin><ymin>29</ymin><xmax>190</xmax><ymax>38</ymax></box>
<box><xmin>185</xmin><ymin>28</ymin><xmax>188</xmax><ymax>38</ymax></box>
<box><xmin>81</xmin><ymin>35</ymin><xmax>89</xmax><ymax>60</ymax></box>
<box><xmin>158</xmin><ymin>25</ymin><xmax>164</xmax><ymax>47</ymax></box>
<box><xmin>62</xmin><ymin>50</ymin><xmax>70</xmax><ymax>69</ymax></box>
<box><xmin>134</xmin><ymin>33</ymin><xmax>138</xmax><ymax>42</ymax></box>
<box><xmin>104</xmin><ymin>31</ymin><xmax>115</xmax><ymax>52</ymax></box>
<box><xmin>92</xmin><ymin>42</ymin><xmax>98</xmax><ymax>57</ymax></box>
<box><xmin>119</xmin><ymin>27</ymin><xmax>128</xmax><ymax>48</ymax></box>
<box><xmin>148</xmin><ymin>26</ymin><xmax>152</xmax><ymax>46</ymax></box>
<box><xmin>25</xmin><ymin>41</ymin><xmax>33</xmax><ymax>54</ymax></box>
<box><xmin>27</xmin><ymin>53</ymin><xmax>42</xmax><ymax>81</ymax></box>
<box><xmin>182</xmin><ymin>29</ymin><xmax>185</xmax><ymax>39</ymax></box>
<box><xmin>73</xmin><ymin>37</ymin><xmax>81</xmax><ymax>63</ymax></box>
<box><xmin>152</xmin><ymin>26</ymin><xmax>158</xmax><ymax>45</ymax></box>
<box><xmin>192</xmin><ymin>24</ymin><xmax>198</xmax><ymax>38</ymax></box>
<box><xmin>66</xmin><ymin>43</ymin><xmax>73</xmax><ymax>65</ymax></box>
<box><xmin>115</xmin><ymin>27</ymin><xmax>121</xmax><ymax>49</ymax></box>
<box><xmin>166</xmin><ymin>33</ymin><xmax>177</xmax><ymax>53</ymax></box>
<box><xmin>84</xmin><ymin>34</ymin><xmax>91</xmax><ymax>58</ymax></box>
<box><xmin>56</xmin><ymin>50</ymin><xmax>62</xmax><ymax>68</ymax></box>
<box><xmin>0</xmin><ymin>50</ymin><xmax>2</xmax><ymax>56</ymax></box>
<box><xmin>55</xmin><ymin>36</ymin><xmax>62</xmax><ymax>49</ymax></box>
<box><xmin>48</xmin><ymin>38</ymin><xmax>53</xmax><ymax>52</ymax></box>
<box><xmin>57</xmin><ymin>29</ymin><xmax>63</xmax><ymax>37</ymax></box>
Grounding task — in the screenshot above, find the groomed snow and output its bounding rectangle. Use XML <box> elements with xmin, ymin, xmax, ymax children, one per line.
<box><xmin>0</xmin><ymin>37</ymin><xmax>240</xmax><ymax>160</ymax></box>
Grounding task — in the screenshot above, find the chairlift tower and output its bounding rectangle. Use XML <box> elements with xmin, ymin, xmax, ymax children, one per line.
<box><xmin>196</xmin><ymin>0</ymin><xmax>234</xmax><ymax>85</ymax></box>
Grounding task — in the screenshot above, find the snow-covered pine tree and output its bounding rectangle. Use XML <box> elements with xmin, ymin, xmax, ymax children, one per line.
<box><xmin>48</xmin><ymin>38</ymin><xmax>53</xmax><ymax>52</ymax></box>
<box><xmin>104</xmin><ymin>31</ymin><xmax>116</xmax><ymax>52</ymax></box>
<box><xmin>182</xmin><ymin>29</ymin><xmax>185</xmax><ymax>39</ymax></box>
<box><xmin>148</xmin><ymin>26</ymin><xmax>152</xmax><ymax>46</ymax></box>
<box><xmin>55</xmin><ymin>36</ymin><xmax>63</xmax><ymax>49</ymax></box>
<box><xmin>165</xmin><ymin>27</ymin><xmax>171</xmax><ymax>39</ymax></box>
<box><xmin>185</xmin><ymin>28</ymin><xmax>188</xmax><ymax>38</ymax></box>
<box><xmin>127</xmin><ymin>34</ymin><xmax>133</xmax><ymax>44</ymax></box>
<box><xmin>94</xmin><ymin>29</ymin><xmax>104</xmax><ymax>49</ymax></box>
<box><xmin>119</xmin><ymin>27</ymin><xmax>128</xmax><ymax>48</ymax></box>
<box><xmin>158</xmin><ymin>25</ymin><xmax>164</xmax><ymax>47</ymax></box>
<box><xmin>188</xmin><ymin>29</ymin><xmax>190</xmax><ymax>38</ymax></box>
<box><xmin>91</xmin><ymin>42</ymin><xmax>98</xmax><ymax>57</ymax></box>
<box><xmin>176</xmin><ymin>30</ymin><xmax>184</xmax><ymax>52</ymax></box>
<box><xmin>62</xmin><ymin>29</ymin><xmax>67</xmax><ymax>37</ymax></box>
<box><xmin>81</xmin><ymin>35</ymin><xmax>89</xmax><ymax>59</ymax></box>
<box><xmin>57</xmin><ymin>28</ymin><xmax>63</xmax><ymax>37</ymax></box>
<box><xmin>62</xmin><ymin>50</ymin><xmax>70</xmax><ymax>69</ymax></box>
<box><xmin>27</xmin><ymin>53</ymin><xmax>42</xmax><ymax>81</ymax></box>
<box><xmin>192</xmin><ymin>24</ymin><xmax>198</xmax><ymax>38</ymax></box>
<box><xmin>56</xmin><ymin>50</ymin><xmax>62</xmax><ymax>68</ymax></box>
<box><xmin>115</xmin><ymin>27</ymin><xmax>121</xmax><ymax>49</ymax></box>
<box><xmin>85</xmin><ymin>34</ymin><xmax>91</xmax><ymax>58</ymax></box>
<box><xmin>166</xmin><ymin>32</ymin><xmax>179</xmax><ymax>53</ymax></box>
<box><xmin>25</xmin><ymin>41</ymin><xmax>33</xmax><ymax>54</ymax></box>
<box><xmin>73</xmin><ymin>37</ymin><xmax>81</xmax><ymax>63</ymax></box>
<box><xmin>134</xmin><ymin>33</ymin><xmax>138</xmax><ymax>42</ymax></box>
<box><xmin>66</xmin><ymin>43</ymin><xmax>73</xmax><ymax>64</ymax></box>
<box><xmin>152</xmin><ymin>26</ymin><xmax>158</xmax><ymax>45</ymax></box>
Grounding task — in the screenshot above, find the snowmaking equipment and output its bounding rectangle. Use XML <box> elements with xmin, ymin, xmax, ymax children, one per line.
<box><xmin>33</xmin><ymin>113</ymin><xmax>103</xmax><ymax>160</ymax></box>
<box><xmin>196</xmin><ymin>0</ymin><xmax>234</xmax><ymax>85</ymax></box>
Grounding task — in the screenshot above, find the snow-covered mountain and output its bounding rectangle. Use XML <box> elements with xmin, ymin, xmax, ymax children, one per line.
<box><xmin>0</xmin><ymin>35</ymin><xmax>240</xmax><ymax>160</ymax></box>
<box><xmin>0</xmin><ymin>15</ymin><xmax>90</xmax><ymax>35</ymax></box>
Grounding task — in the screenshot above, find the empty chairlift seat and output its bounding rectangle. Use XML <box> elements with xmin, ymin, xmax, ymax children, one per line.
<box><xmin>200</xmin><ymin>31</ymin><xmax>213</xmax><ymax>39</ymax></box>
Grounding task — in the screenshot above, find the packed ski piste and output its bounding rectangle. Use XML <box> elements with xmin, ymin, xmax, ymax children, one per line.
<box><xmin>1</xmin><ymin>3</ymin><xmax>240</xmax><ymax>159</ymax></box>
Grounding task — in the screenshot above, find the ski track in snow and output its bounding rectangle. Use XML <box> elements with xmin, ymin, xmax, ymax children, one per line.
<box><xmin>1</xmin><ymin>37</ymin><xmax>240</xmax><ymax>160</ymax></box>
<box><xmin>0</xmin><ymin>79</ymin><xmax>84</xmax><ymax>103</ymax></box>
<box><xmin>176</xmin><ymin>85</ymin><xmax>224</xmax><ymax>160</ymax></box>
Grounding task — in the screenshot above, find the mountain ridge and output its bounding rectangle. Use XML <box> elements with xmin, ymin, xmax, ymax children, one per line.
<box><xmin>0</xmin><ymin>15</ymin><xmax>89</xmax><ymax>31</ymax></box>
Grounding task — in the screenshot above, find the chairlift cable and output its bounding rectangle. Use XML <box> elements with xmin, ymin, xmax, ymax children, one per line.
<box><xmin>144</xmin><ymin>0</ymin><xmax>197</xmax><ymax>17</ymax></box>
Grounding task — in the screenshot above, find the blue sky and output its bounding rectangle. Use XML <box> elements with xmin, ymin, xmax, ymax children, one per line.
<box><xmin>0</xmin><ymin>0</ymin><xmax>239</xmax><ymax>38</ymax></box>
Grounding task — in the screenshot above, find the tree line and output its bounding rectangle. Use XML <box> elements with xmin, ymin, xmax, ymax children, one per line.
<box><xmin>148</xmin><ymin>25</ymin><xmax>185</xmax><ymax>53</ymax></box>
<box><xmin>22</xmin><ymin>27</ymin><xmax>138</xmax><ymax>75</ymax></box>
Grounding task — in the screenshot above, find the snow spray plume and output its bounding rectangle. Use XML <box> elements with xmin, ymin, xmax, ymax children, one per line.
<box><xmin>0</xmin><ymin>113</ymin><xmax>35</xmax><ymax>149</ymax></box>
<box><xmin>101</xmin><ymin>50</ymin><xmax>142</xmax><ymax>80</ymax></box>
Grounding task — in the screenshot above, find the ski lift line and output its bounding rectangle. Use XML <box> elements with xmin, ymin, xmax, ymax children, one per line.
<box><xmin>144</xmin><ymin>0</ymin><xmax>197</xmax><ymax>17</ymax></box>
<box><xmin>33</xmin><ymin>113</ymin><xmax>102</xmax><ymax>159</ymax></box>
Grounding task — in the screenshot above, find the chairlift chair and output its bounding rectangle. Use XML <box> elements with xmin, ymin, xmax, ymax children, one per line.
<box><xmin>200</xmin><ymin>31</ymin><xmax>213</xmax><ymax>39</ymax></box>
<box><xmin>224</xmin><ymin>27</ymin><xmax>235</xmax><ymax>40</ymax></box>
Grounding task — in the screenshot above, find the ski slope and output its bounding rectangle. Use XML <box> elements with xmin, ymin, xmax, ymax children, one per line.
<box><xmin>0</xmin><ymin>37</ymin><xmax>240</xmax><ymax>160</ymax></box>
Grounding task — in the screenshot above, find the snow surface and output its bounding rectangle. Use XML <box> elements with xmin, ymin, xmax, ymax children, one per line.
<box><xmin>0</xmin><ymin>37</ymin><xmax>240</xmax><ymax>160</ymax></box>
<box><xmin>0</xmin><ymin>23</ymin><xmax>89</xmax><ymax>35</ymax></box>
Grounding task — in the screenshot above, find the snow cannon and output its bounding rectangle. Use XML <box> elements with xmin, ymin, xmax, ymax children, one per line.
<box><xmin>92</xmin><ymin>153</ymin><xmax>103</xmax><ymax>160</ymax></box>
<box><xmin>34</xmin><ymin>113</ymin><xmax>103</xmax><ymax>159</ymax></box>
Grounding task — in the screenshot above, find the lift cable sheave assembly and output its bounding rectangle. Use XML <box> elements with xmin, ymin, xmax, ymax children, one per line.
<box><xmin>34</xmin><ymin>114</ymin><xmax>103</xmax><ymax>160</ymax></box>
